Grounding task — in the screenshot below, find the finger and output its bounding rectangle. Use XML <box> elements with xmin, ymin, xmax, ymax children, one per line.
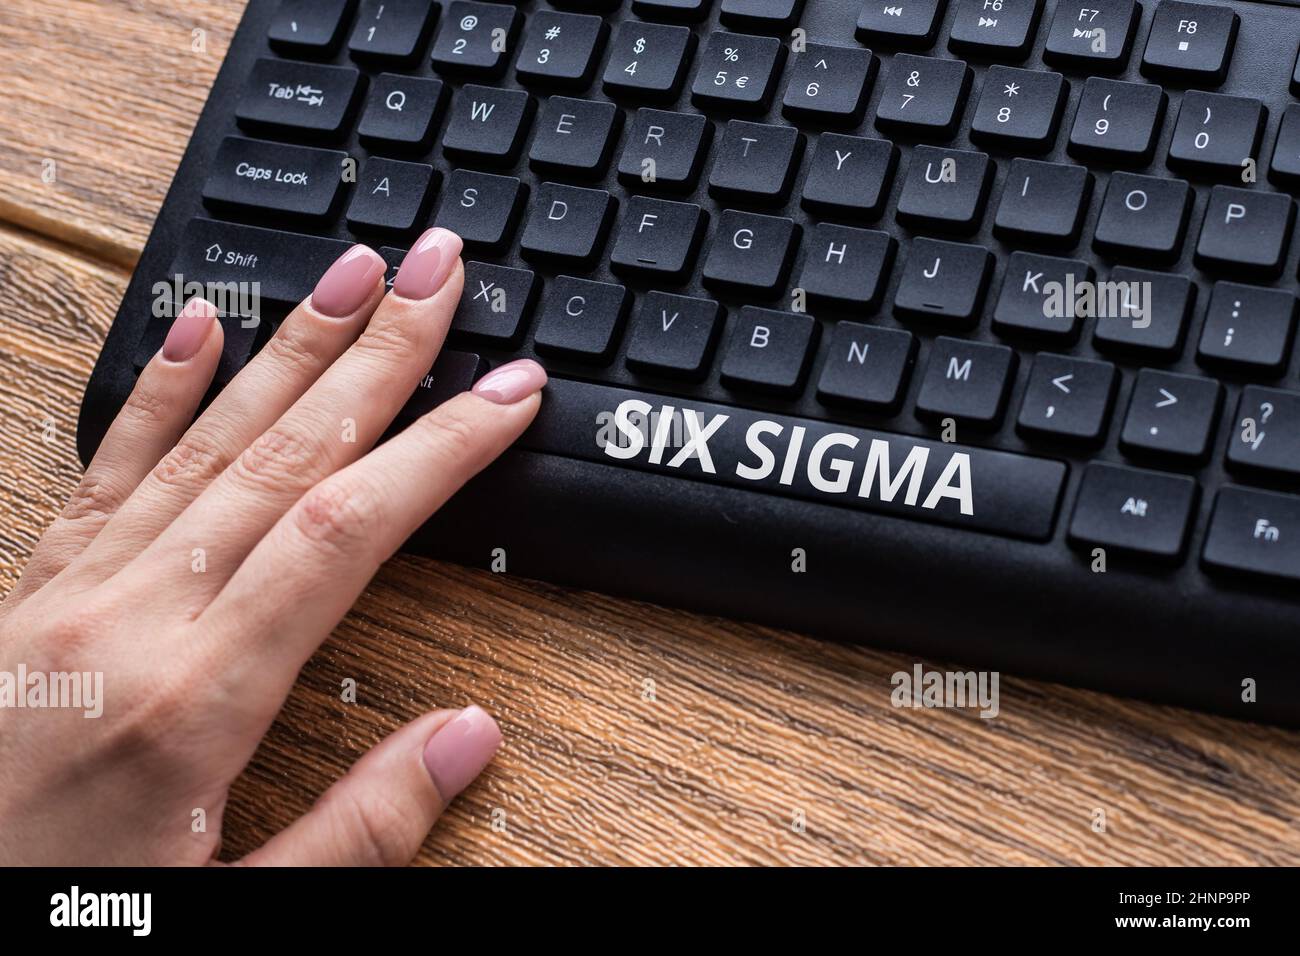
<box><xmin>8</xmin><ymin>298</ymin><xmax>222</xmax><ymax>603</ymax></box>
<box><xmin>239</xmin><ymin>706</ymin><xmax>502</xmax><ymax>867</ymax></box>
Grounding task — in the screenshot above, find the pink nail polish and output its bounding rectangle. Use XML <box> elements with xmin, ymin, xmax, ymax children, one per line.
<box><xmin>393</xmin><ymin>227</ymin><xmax>463</xmax><ymax>300</ymax></box>
<box><xmin>471</xmin><ymin>359</ymin><xmax>548</xmax><ymax>405</ymax></box>
<box><xmin>422</xmin><ymin>706</ymin><xmax>503</xmax><ymax>801</ymax></box>
<box><xmin>162</xmin><ymin>297</ymin><xmax>218</xmax><ymax>362</ymax></box>
<box><xmin>311</xmin><ymin>245</ymin><xmax>386</xmax><ymax>318</ymax></box>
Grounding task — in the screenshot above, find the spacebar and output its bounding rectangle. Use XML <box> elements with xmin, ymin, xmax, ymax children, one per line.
<box><xmin>519</xmin><ymin>378</ymin><xmax>1068</xmax><ymax>542</ymax></box>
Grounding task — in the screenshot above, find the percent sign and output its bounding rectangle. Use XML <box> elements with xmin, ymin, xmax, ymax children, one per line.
<box><xmin>724</xmin><ymin>47</ymin><xmax>739</xmax><ymax>61</ymax></box>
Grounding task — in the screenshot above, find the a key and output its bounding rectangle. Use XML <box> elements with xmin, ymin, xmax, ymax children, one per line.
<box><xmin>895</xmin><ymin>145</ymin><xmax>993</xmax><ymax>234</ymax></box>
<box><xmin>1092</xmin><ymin>172</ymin><xmax>1192</xmax><ymax>265</ymax></box>
<box><xmin>433</xmin><ymin>170</ymin><xmax>525</xmax><ymax>254</ymax></box>
<box><xmin>398</xmin><ymin>351</ymin><xmax>487</xmax><ymax>422</ymax></box>
<box><xmin>236</xmin><ymin>59</ymin><xmax>362</xmax><ymax>140</ymax></box>
<box><xmin>691</xmin><ymin>32</ymin><xmax>785</xmax><ymax>111</ymax></box>
<box><xmin>719</xmin><ymin>307</ymin><xmax>818</xmax><ymax>395</ymax></box>
<box><xmin>856</xmin><ymin>0</ymin><xmax>947</xmax><ymax>49</ymax></box>
<box><xmin>430</xmin><ymin>1</ymin><xmax>520</xmax><ymax>78</ymax></box>
<box><xmin>1203</xmin><ymin>487</ymin><xmax>1300</xmax><ymax>582</ymax></box>
<box><xmin>452</xmin><ymin>261</ymin><xmax>539</xmax><ymax>346</ymax></box>
<box><xmin>201</xmin><ymin>137</ymin><xmax>346</xmax><ymax>222</ymax></box>
<box><xmin>617</xmin><ymin>109</ymin><xmax>712</xmax><ymax>191</ymax></box>
<box><xmin>441</xmin><ymin>85</ymin><xmax>534</xmax><ymax>166</ymax></box>
<box><xmin>1268</xmin><ymin>104</ymin><xmax>1300</xmax><ymax>189</ymax></box>
<box><xmin>624</xmin><ymin>292</ymin><xmax>722</xmax><ymax>379</ymax></box>
<box><xmin>719</xmin><ymin>0</ymin><xmax>806</xmax><ymax>31</ymax></box>
<box><xmin>1227</xmin><ymin>386</ymin><xmax>1300</xmax><ymax>478</ymax></box>
<box><xmin>992</xmin><ymin>252</ymin><xmax>1094</xmax><ymax>340</ymax></box>
<box><xmin>1093</xmin><ymin>268</ymin><xmax>1196</xmax><ymax>359</ymax></box>
<box><xmin>609</xmin><ymin>196</ymin><xmax>706</xmax><ymax>281</ymax></box>
<box><xmin>1069</xmin><ymin>463</ymin><xmax>1199</xmax><ymax>560</ymax></box>
<box><xmin>782</xmin><ymin>44</ymin><xmax>877</xmax><ymax>127</ymax></box>
<box><xmin>519</xmin><ymin>183</ymin><xmax>616</xmax><ymax>267</ymax></box>
<box><xmin>603</xmin><ymin>22</ymin><xmax>696</xmax><ymax>101</ymax></box>
<box><xmin>874</xmin><ymin>54</ymin><xmax>972</xmax><ymax>139</ymax></box>
<box><xmin>1042</xmin><ymin>0</ymin><xmax>1139</xmax><ymax>73</ymax></box>
<box><xmin>702</xmin><ymin>211</ymin><xmax>799</xmax><ymax>295</ymax></box>
<box><xmin>357</xmin><ymin>75</ymin><xmax>446</xmax><ymax>152</ymax></box>
<box><xmin>915</xmin><ymin>337</ymin><xmax>1017</xmax><ymax>427</ymax></box>
<box><xmin>632</xmin><ymin>0</ymin><xmax>714</xmax><ymax>22</ymax></box>
<box><xmin>816</xmin><ymin>323</ymin><xmax>916</xmax><ymax>411</ymax></box>
<box><xmin>1068</xmin><ymin>77</ymin><xmax>1167</xmax><ymax>165</ymax></box>
<box><xmin>1016</xmin><ymin>353</ymin><xmax>1117</xmax><ymax>443</ymax></box>
<box><xmin>1194</xmin><ymin>186</ymin><xmax>1294</xmax><ymax>279</ymax></box>
<box><xmin>1141</xmin><ymin>0</ymin><xmax>1239</xmax><ymax>87</ymax></box>
<box><xmin>708</xmin><ymin>120</ymin><xmax>803</xmax><ymax>204</ymax></box>
<box><xmin>349</xmin><ymin>0</ymin><xmax>438</xmax><ymax>65</ymax></box>
<box><xmin>969</xmin><ymin>66</ymin><xmax>1066</xmax><ymax>153</ymax></box>
<box><xmin>533</xmin><ymin>277</ymin><xmax>631</xmax><ymax>363</ymax></box>
<box><xmin>1197</xmin><ymin>282</ymin><xmax>1297</xmax><ymax>375</ymax></box>
<box><xmin>269</xmin><ymin>0</ymin><xmax>356</xmax><ymax>57</ymax></box>
<box><xmin>992</xmin><ymin>159</ymin><xmax>1092</xmax><ymax>247</ymax></box>
<box><xmin>1168</xmin><ymin>92</ymin><xmax>1265</xmax><ymax>180</ymax></box>
<box><xmin>800</xmin><ymin>134</ymin><xmax>898</xmax><ymax>221</ymax></box>
<box><xmin>797</xmin><ymin>225</ymin><xmax>895</xmax><ymax>311</ymax></box>
<box><xmin>1120</xmin><ymin>368</ymin><xmax>1223</xmax><ymax>461</ymax></box>
<box><xmin>894</xmin><ymin>238</ymin><xmax>993</xmax><ymax>327</ymax></box>
<box><xmin>948</xmin><ymin>0</ymin><xmax>1044</xmax><ymax>61</ymax></box>
<box><xmin>529</xmin><ymin>97</ymin><xmax>621</xmax><ymax>178</ymax></box>
<box><xmin>345</xmin><ymin>158</ymin><xmax>437</xmax><ymax>234</ymax></box>
<box><xmin>514</xmin><ymin>11</ymin><xmax>607</xmax><ymax>89</ymax></box>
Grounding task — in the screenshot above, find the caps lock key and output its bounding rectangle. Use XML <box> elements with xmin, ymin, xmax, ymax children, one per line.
<box><xmin>202</xmin><ymin>136</ymin><xmax>347</xmax><ymax>223</ymax></box>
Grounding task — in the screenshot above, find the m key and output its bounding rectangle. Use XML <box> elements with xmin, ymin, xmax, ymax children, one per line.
<box><xmin>916</xmin><ymin>337</ymin><xmax>1017</xmax><ymax>428</ymax></box>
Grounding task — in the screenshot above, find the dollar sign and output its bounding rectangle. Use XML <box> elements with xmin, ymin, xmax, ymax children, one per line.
<box><xmin>634</xmin><ymin>37</ymin><xmax>646</xmax><ymax>54</ymax></box>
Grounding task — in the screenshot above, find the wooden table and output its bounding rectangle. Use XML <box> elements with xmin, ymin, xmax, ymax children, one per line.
<box><xmin>1</xmin><ymin>0</ymin><xmax>1296</xmax><ymax>866</ymax></box>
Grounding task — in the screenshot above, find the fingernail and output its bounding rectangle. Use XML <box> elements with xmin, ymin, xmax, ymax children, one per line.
<box><xmin>311</xmin><ymin>244</ymin><xmax>386</xmax><ymax>318</ymax></box>
<box><xmin>471</xmin><ymin>359</ymin><xmax>548</xmax><ymax>405</ymax></box>
<box><xmin>422</xmin><ymin>705</ymin><xmax>503</xmax><ymax>802</ymax></box>
<box><xmin>162</xmin><ymin>297</ymin><xmax>218</xmax><ymax>362</ymax></box>
<box><xmin>393</xmin><ymin>227</ymin><xmax>462</xmax><ymax>300</ymax></box>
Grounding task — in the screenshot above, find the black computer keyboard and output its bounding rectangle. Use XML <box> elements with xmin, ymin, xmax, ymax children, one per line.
<box><xmin>79</xmin><ymin>0</ymin><xmax>1300</xmax><ymax>724</ymax></box>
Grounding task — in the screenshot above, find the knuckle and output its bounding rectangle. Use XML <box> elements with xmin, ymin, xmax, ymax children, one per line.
<box><xmin>62</xmin><ymin>475</ymin><xmax>125</xmax><ymax>524</ymax></box>
<box><xmin>120</xmin><ymin>380</ymin><xmax>172</xmax><ymax>429</ymax></box>
<box><xmin>327</xmin><ymin>786</ymin><xmax>415</xmax><ymax>867</ymax></box>
<box><xmin>149</xmin><ymin>427</ymin><xmax>228</xmax><ymax>494</ymax></box>
<box><xmin>415</xmin><ymin>405</ymin><xmax>481</xmax><ymax>462</ymax></box>
<box><xmin>231</xmin><ymin>422</ymin><xmax>324</xmax><ymax>492</ymax></box>
<box><xmin>263</xmin><ymin>319</ymin><xmax>338</xmax><ymax>377</ymax></box>
<box><xmin>357</xmin><ymin>311</ymin><xmax>432</xmax><ymax>363</ymax></box>
<box><xmin>290</xmin><ymin>480</ymin><xmax>380</xmax><ymax>557</ymax></box>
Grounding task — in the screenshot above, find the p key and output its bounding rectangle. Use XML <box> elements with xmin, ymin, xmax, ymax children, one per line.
<box><xmin>1194</xmin><ymin>186</ymin><xmax>1295</xmax><ymax>279</ymax></box>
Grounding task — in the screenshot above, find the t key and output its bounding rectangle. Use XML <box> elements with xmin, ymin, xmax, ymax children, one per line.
<box><xmin>874</xmin><ymin>54</ymin><xmax>972</xmax><ymax>140</ymax></box>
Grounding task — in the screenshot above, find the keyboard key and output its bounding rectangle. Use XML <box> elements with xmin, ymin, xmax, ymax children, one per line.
<box><xmin>236</xmin><ymin>59</ymin><xmax>362</xmax><ymax>140</ymax></box>
<box><xmin>519</xmin><ymin>183</ymin><xmax>616</xmax><ymax>267</ymax></box>
<box><xmin>515</xmin><ymin>11</ymin><xmax>607</xmax><ymax>89</ymax></box>
<box><xmin>1194</xmin><ymin>186</ymin><xmax>1294</xmax><ymax>279</ymax></box>
<box><xmin>797</xmin><ymin>224</ymin><xmax>895</xmax><ymax>310</ymax></box>
<box><xmin>993</xmin><ymin>159</ymin><xmax>1092</xmax><ymax>247</ymax></box>
<box><xmin>702</xmin><ymin>211</ymin><xmax>798</xmax><ymax>295</ymax></box>
<box><xmin>874</xmin><ymin>53</ymin><xmax>972</xmax><ymax>139</ymax></box>
<box><xmin>720</xmin><ymin>0</ymin><xmax>805</xmax><ymax>31</ymax></box>
<box><xmin>357</xmin><ymin>75</ymin><xmax>446</xmax><ymax>152</ymax></box>
<box><xmin>692</xmin><ymin>32</ymin><xmax>785</xmax><ymax>111</ymax></box>
<box><xmin>1197</xmin><ymin>282</ymin><xmax>1296</xmax><ymax>375</ymax></box>
<box><xmin>895</xmin><ymin>145</ymin><xmax>993</xmax><ymax>234</ymax></box>
<box><xmin>992</xmin><ymin>252</ymin><xmax>1093</xmax><ymax>340</ymax></box>
<box><xmin>969</xmin><ymin>66</ymin><xmax>1066</xmax><ymax>153</ymax></box>
<box><xmin>1268</xmin><ymin>104</ymin><xmax>1300</xmax><ymax>189</ymax></box>
<box><xmin>915</xmin><ymin>337</ymin><xmax>1017</xmax><ymax>427</ymax></box>
<box><xmin>708</xmin><ymin>120</ymin><xmax>803</xmax><ymax>203</ymax></box>
<box><xmin>533</xmin><ymin>277</ymin><xmax>631</xmax><ymax>363</ymax></box>
<box><xmin>800</xmin><ymin>134</ymin><xmax>898</xmax><ymax>220</ymax></box>
<box><xmin>1093</xmin><ymin>268</ymin><xmax>1196</xmax><ymax>359</ymax></box>
<box><xmin>201</xmin><ymin>137</ymin><xmax>346</xmax><ymax>222</ymax></box>
<box><xmin>624</xmin><ymin>292</ymin><xmax>721</xmax><ymax>379</ymax></box>
<box><xmin>349</xmin><ymin>0</ymin><xmax>438</xmax><ymax>65</ymax></box>
<box><xmin>633</xmin><ymin>0</ymin><xmax>714</xmax><ymax>22</ymax></box>
<box><xmin>1120</xmin><ymin>368</ymin><xmax>1223</xmax><ymax>461</ymax></box>
<box><xmin>720</xmin><ymin>307</ymin><xmax>818</xmax><ymax>395</ymax></box>
<box><xmin>816</xmin><ymin>323</ymin><xmax>916</xmax><ymax>411</ymax></box>
<box><xmin>398</xmin><ymin>351</ymin><xmax>487</xmax><ymax>422</ymax></box>
<box><xmin>1141</xmin><ymin>0</ymin><xmax>1238</xmax><ymax>87</ymax></box>
<box><xmin>1069</xmin><ymin>463</ymin><xmax>1198</xmax><ymax>560</ymax></box>
<box><xmin>1043</xmin><ymin>0</ymin><xmax>1139</xmax><ymax>73</ymax></box>
<box><xmin>269</xmin><ymin>0</ymin><xmax>356</xmax><ymax>57</ymax></box>
<box><xmin>345</xmin><ymin>158</ymin><xmax>436</xmax><ymax>234</ymax></box>
<box><xmin>135</xmin><ymin>309</ymin><xmax>261</xmax><ymax>381</ymax></box>
<box><xmin>441</xmin><ymin>86</ymin><xmax>534</xmax><ymax>166</ymax></box>
<box><xmin>948</xmin><ymin>0</ymin><xmax>1044</xmax><ymax>61</ymax></box>
<box><xmin>603</xmin><ymin>22</ymin><xmax>696</xmax><ymax>101</ymax></box>
<box><xmin>857</xmin><ymin>0</ymin><xmax>946</xmax><ymax>49</ymax></box>
<box><xmin>1017</xmin><ymin>353</ymin><xmax>1117</xmax><ymax>442</ymax></box>
<box><xmin>1203</xmin><ymin>487</ymin><xmax>1300</xmax><ymax>582</ymax></box>
<box><xmin>1227</xmin><ymin>386</ymin><xmax>1300</xmax><ymax>478</ymax></box>
<box><xmin>529</xmin><ymin>97</ymin><xmax>621</xmax><ymax>178</ymax></box>
<box><xmin>1068</xmin><ymin>77</ymin><xmax>1166</xmax><ymax>165</ymax></box>
<box><xmin>782</xmin><ymin>43</ymin><xmax>877</xmax><ymax>126</ymax></box>
<box><xmin>609</xmin><ymin>196</ymin><xmax>706</xmax><ymax>281</ymax></box>
<box><xmin>452</xmin><ymin>262</ymin><xmax>539</xmax><ymax>346</ymax></box>
<box><xmin>894</xmin><ymin>238</ymin><xmax>993</xmax><ymax>327</ymax></box>
<box><xmin>1168</xmin><ymin>92</ymin><xmax>1265</xmax><ymax>180</ymax></box>
<box><xmin>433</xmin><ymin>170</ymin><xmax>525</xmax><ymax>253</ymax></box>
<box><xmin>617</xmin><ymin>109</ymin><xmax>712</xmax><ymax>191</ymax></box>
<box><xmin>430</xmin><ymin>1</ymin><xmax>520</xmax><ymax>78</ymax></box>
<box><xmin>1093</xmin><ymin>172</ymin><xmax>1191</xmax><ymax>265</ymax></box>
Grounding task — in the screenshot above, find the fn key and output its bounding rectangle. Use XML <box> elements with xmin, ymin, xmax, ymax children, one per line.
<box><xmin>1203</xmin><ymin>486</ymin><xmax>1300</xmax><ymax>582</ymax></box>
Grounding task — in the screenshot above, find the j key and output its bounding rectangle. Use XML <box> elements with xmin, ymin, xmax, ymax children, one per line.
<box><xmin>894</xmin><ymin>238</ymin><xmax>993</xmax><ymax>327</ymax></box>
<box><xmin>800</xmin><ymin>136</ymin><xmax>897</xmax><ymax>225</ymax></box>
<box><xmin>993</xmin><ymin>159</ymin><xmax>1092</xmax><ymax>247</ymax></box>
<box><xmin>702</xmin><ymin>211</ymin><xmax>798</xmax><ymax>296</ymax></box>
<box><xmin>874</xmin><ymin>54</ymin><xmax>972</xmax><ymax>140</ymax></box>
<box><xmin>782</xmin><ymin>44</ymin><xmax>877</xmax><ymax>127</ymax></box>
<box><xmin>632</xmin><ymin>0</ymin><xmax>714</xmax><ymax>22</ymax></box>
<box><xmin>719</xmin><ymin>0</ymin><xmax>806</xmax><ymax>31</ymax></box>
<box><xmin>349</xmin><ymin>0</ymin><xmax>438</xmax><ymax>66</ymax></box>
<box><xmin>1268</xmin><ymin>105</ymin><xmax>1300</xmax><ymax>189</ymax></box>
<box><xmin>1227</xmin><ymin>386</ymin><xmax>1300</xmax><ymax>478</ymax></box>
<box><xmin>1068</xmin><ymin>78</ymin><xmax>1166</xmax><ymax>165</ymax></box>
<box><xmin>1203</xmin><ymin>487</ymin><xmax>1300</xmax><ymax>582</ymax></box>
<box><xmin>1043</xmin><ymin>0</ymin><xmax>1139</xmax><ymax>73</ymax></box>
<box><xmin>916</xmin><ymin>337</ymin><xmax>1017</xmax><ymax>427</ymax></box>
<box><xmin>345</xmin><ymin>159</ymin><xmax>437</xmax><ymax>234</ymax></box>
<box><xmin>948</xmin><ymin>0</ymin><xmax>1044</xmax><ymax>61</ymax></box>
<box><xmin>969</xmin><ymin>66</ymin><xmax>1066</xmax><ymax>153</ymax></box>
<box><xmin>708</xmin><ymin>120</ymin><xmax>803</xmax><ymax>204</ymax></box>
<box><xmin>452</xmin><ymin>262</ymin><xmax>539</xmax><ymax>346</ymax></box>
<box><xmin>1168</xmin><ymin>93</ymin><xmax>1265</xmax><ymax>180</ymax></box>
<box><xmin>1069</xmin><ymin>464</ymin><xmax>1198</xmax><ymax>560</ymax></box>
<box><xmin>357</xmin><ymin>75</ymin><xmax>446</xmax><ymax>152</ymax></box>
<box><xmin>1017</xmin><ymin>353</ymin><xmax>1117</xmax><ymax>443</ymax></box>
<box><xmin>430</xmin><ymin>1</ymin><xmax>520</xmax><ymax>78</ymax></box>
<box><xmin>1120</xmin><ymin>369</ymin><xmax>1223</xmax><ymax>461</ymax></box>
<box><xmin>603</xmin><ymin>22</ymin><xmax>696</xmax><ymax>101</ymax></box>
<box><xmin>692</xmin><ymin>32</ymin><xmax>784</xmax><ymax>111</ymax></box>
<box><xmin>1093</xmin><ymin>268</ymin><xmax>1196</xmax><ymax>359</ymax></box>
<box><xmin>201</xmin><ymin>137</ymin><xmax>345</xmax><ymax>222</ymax></box>
<box><xmin>816</xmin><ymin>323</ymin><xmax>916</xmax><ymax>411</ymax></box>
<box><xmin>514</xmin><ymin>11</ymin><xmax>607</xmax><ymax>89</ymax></box>
<box><xmin>1093</xmin><ymin>173</ymin><xmax>1191</xmax><ymax>265</ymax></box>
<box><xmin>624</xmin><ymin>292</ymin><xmax>721</xmax><ymax>379</ymax></box>
<box><xmin>533</xmin><ymin>277</ymin><xmax>632</xmax><ymax>363</ymax></box>
<box><xmin>856</xmin><ymin>0</ymin><xmax>947</xmax><ymax>49</ymax></box>
<box><xmin>529</xmin><ymin>97</ymin><xmax>621</xmax><ymax>178</ymax></box>
<box><xmin>1197</xmin><ymin>282</ymin><xmax>1297</xmax><ymax>375</ymax></box>
<box><xmin>1141</xmin><ymin>0</ymin><xmax>1239</xmax><ymax>87</ymax></box>
<box><xmin>269</xmin><ymin>0</ymin><xmax>356</xmax><ymax>57</ymax></box>
<box><xmin>441</xmin><ymin>86</ymin><xmax>534</xmax><ymax>166</ymax></box>
<box><xmin>719</xmin><ymin>307</ymin><xmax>817</xmax><ymax>395</ymax></box>
<box><xmin>617</xmin><ymin>109</ymin><xmax>711</xmax><ymax>192</ymax></box>
<box><xmin>520</xmin><ymin>183</ymin><xmax>616</xmax><ymax>268</ymax></box>
<box><xmin>1195</xmin><ymin>186</ymin><xmax>1294</xmax><ymax>279</ymax></box>
<box><xmin>398</xmin><ymin>351</ymin><xmax>487</xmax><ymax>422</ymax></box>
<box><xmin>236</xmin><ymin>59</ymin><xmax>361</xmax><ymax>140</ymax></box>
<box><xmin>992</xmin><ymin>252</ymin><xmax>1094</xmax><ymax>340</ymax></box>
<box><xmin>895</xmin><ymin>146</ymin><xmax>993</xmax><ymax>234</ymax></box>
<box><xmin>797</xmin><ymin>224</ymin><xmax>895</xmax><ymax>311</ymax></box>
<box><xmin>434</xmin><ymin>170</ymin><xmax>525</xmax><ymax>253</ymax></box>
<box><xmin>609</xmin><ymin>196</ymin><xmax>706</xmax><ymax>281</ymax></box>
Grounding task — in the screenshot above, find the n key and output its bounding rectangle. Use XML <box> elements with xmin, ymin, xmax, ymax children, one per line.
<box><xmin>816</xmin><ymin>323</ymin><xmax>916</xmax><ymax>411</ymax></box>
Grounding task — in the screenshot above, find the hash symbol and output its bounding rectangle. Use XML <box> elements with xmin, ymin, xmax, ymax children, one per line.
<box><xmin>545</xmin><ymin>25</ymin><xmax>561</xmax><ymax>40</ymax></box>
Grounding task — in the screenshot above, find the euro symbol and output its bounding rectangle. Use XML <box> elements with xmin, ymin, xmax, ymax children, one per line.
<box><xmin>386</xmin><ymin>90</ymin><xmax>406</xmax><ymax>111</ymax></box>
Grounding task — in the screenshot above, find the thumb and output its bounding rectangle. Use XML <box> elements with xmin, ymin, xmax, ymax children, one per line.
<box><xmin>238</xmin><ymin>706</ymin><xmax>502</xmax><ymax>866</ymax></box>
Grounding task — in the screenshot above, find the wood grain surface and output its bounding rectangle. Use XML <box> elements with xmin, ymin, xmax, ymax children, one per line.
<box><xmin>1</xmin><ymin>0</ymin><xmax>1297</xmax><ymax>866</ymax></box>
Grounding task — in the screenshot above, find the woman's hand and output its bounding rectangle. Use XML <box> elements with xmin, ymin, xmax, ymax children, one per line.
<box><xmin>0</xmin><ymin>228</ymin><xmax>547</xmax><ymax>865</ymax></box>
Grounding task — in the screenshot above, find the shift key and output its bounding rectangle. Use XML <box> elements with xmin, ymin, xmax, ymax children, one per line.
<box><xmin>202</xmin><ymin>136</ymin><xmax>347</xmax><ymax>221</ymax></box>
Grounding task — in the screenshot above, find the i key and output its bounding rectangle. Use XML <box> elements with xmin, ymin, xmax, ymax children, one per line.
<box><xmin>894</xmin><ymin>238</ymin><xmax>993</xmax><ymax>327</ymax></box>
<box><xmin>1227</xmin><ymin>386</ymin><xmax>1300</xmax><ymax>479</ymax></box>
<box><xmin>1195</xmin><ymin>186</ymin><xmax>1295</xmax><ymax>279</ymax></box>
<box><xmin>1093</xmin><ymin>172</ymin><xmax>1191</xmax><ymax>265</ymax></box>
<box><xmin>514</xmin><ymin>11</ymin><xmax>607</xmax><ymax>89</ymax></box>
<box><xmin>603</xmin><ymin>22</ymin><xmax>696</xmax><ymax>101</ymax></box>
<box><xmin>969</xmin><ymin>66</ymin><xmax>1067</xmax><ymax>153</ymax></box>
<box><xmin>782</xmin><ymin>43</ymin><xmax>878</xmax><ymax>127</ymax></box>
<box><xmin>1197</xmin><ymin>282</ymin><xmax>1297</xmax><ymax>375</ymax></box>
<box><xmin>691</xmin><ymin>32</ymin><xmax>785</xmax><ymax>111</ymax></box>
<box><xmin>1141</xmin><ymin>0</ymin><xmax>1239</xmax><ymax>87</ymax></box>
<box><xmin>430</xmin><ymin>1</ymin><xmax>521</xmax><ymax>78</ymax></box>
<box><xmin>993</xmin><ymin>159</ymin><xmax>1092</xmax><ymax>248</ymax></box>
<box><xmin>1120</xmin><ymin>368</ymin><xmax>1223</xmax><ymax>461</ymax></box>
<box><xmin>349</xmin><ymin>0</ymin><xmax>438</xmax><ymax>66</ymax></box>
<box><xmin>874</xmin><ymin>54</ymin><xmax>972</xmax><ymax>139</ymax></box>
<box><xmin>1068</xmin><ymin>77</ymin><xmax>1166</xmax><ymax>165</ymax></box>
<box><xmin>1043</xmin><ymin>0</ymin><xmax>1140</xmax><ymax>74</ymax></box>
<box><xmin>948</xmin><ymin>0</ymin><xmax>1045</xmax><ymax>62</ymax></box>
<box><xmin>1168</xmin><ymin>92</ymin><xmax>1265</xmax><ymax>180</ymax></box>
<box><xmin>1017</xmin><ymin>353</ymin><xmax>1117</xmax><ymax>443</ymax></box>
<box><xmin>625</xmin><ymin>292</ymin><xmax>722</xmax><ymax>380</ymax></box>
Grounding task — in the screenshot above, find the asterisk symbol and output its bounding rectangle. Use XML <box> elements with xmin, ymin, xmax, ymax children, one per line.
<box><xmin>1004</xmin><ymin>83</ymin><xmax>1021</xmax><ymax>96</ymax></box>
